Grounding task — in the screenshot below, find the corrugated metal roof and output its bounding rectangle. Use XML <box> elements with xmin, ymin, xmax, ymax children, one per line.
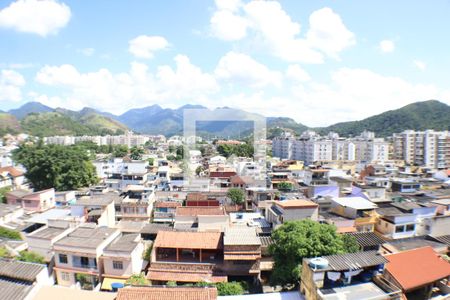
<box><xmin>307</xmin><ymin>251</ymin><xmax>388</xmax><ymax>272</ymax></box>
<box><xmin>0</xmin><ymin>259</ymin><xmax>45</xmax><ymax>282</ymax></box>
<box><xmin>0</xmin><ymin>279</ymin><xmax>32</xmax><ymax>300</ymax></box>
<box><xmin>347</xmin><ymin>232</ymin><xmax>386</xmax><ymax>248</ymax></box>
<box><xmin>224</xmin><ymin>227</ymin><xmax>261</xmax><ymax>246</ymax></box>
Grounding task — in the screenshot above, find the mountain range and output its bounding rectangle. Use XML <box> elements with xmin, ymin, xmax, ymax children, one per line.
<box><xmin>1</xmin><ymin>100</ymin><xmax>449</xmax><ymax>138</ymax></box>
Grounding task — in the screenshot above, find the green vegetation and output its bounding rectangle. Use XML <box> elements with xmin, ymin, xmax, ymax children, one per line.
<box><xmin>130</xmin><ymin>146</ymin><xmax>145</xmax><ymax>160</ymax></box>
<box><xmin>317</xmin><ymin>100</ymin><xmax>450</xmax><ymax>137</ymax></box>
<box><xmin>217</xmin><ymin>143</ymin><xmax>253</xmax><ymax>158</ymax></box>
<box><xmin>143</xmin><ymin>244</ymin><xmax>152</xmax><ymax>261</ymax></box>
<box><xmin>195</xmin><ymin>165</ymin><xmax>204</xmax><ymax>176</ymax></box>
<box><xmin>167</xmin><ymin>146</ymin><xmax>184</xmax><ymax>161</ymax></box>
<box><xmin>147</xmin><ymin>158</ymin><xmax>155</xmax><ymax>166</ymax></box>
<box><xmin>277</xmin><ymin>181</ymin><xmax>293</xmax><ymax>191</ymax></box>
<box><xmin>0</xmin><ymin>247</ymin><xmax>11</xmax><ymax>258</ymax></box>
<box><xmin>341</xmin><ymin>233</ymin><xmax>360</xmax><ymax>253</ymax></box>
<box><xmin>13</xmin><ymin>143</ymin><xmax>98</xmax><ymax>191</ymax></box>
<box><xmin>216</xmin><ymin>281</ymin><xmax>245</xmax><ymax>296</ymax></box>
<box><xmin>0</xmin><ymin>227</ymin><xmax>22</xmax><ymax>240</ymax></box>
<box><xmin>166</xmin><ymin>281</ymin><xmax>177</xmax><ymax>287</ymax></box>
<box><xmin>0</xmin><ymin>113</ymin><xmax>21</xmax><ymax>136</ymax></box>
<box><xmin>126</xmin><ymin>273</ymin><xmax>149</xmax><ymax>286</ymax></box>
<box><xmin>269</xmin><ymin>220</ymin><xmax>358</xmax><ymax>288</ymax></box>
<box><xmin>227</xmin><ymin>188</ymin><xmax>245</xmax><ymax>205</ymax></box>
<box><xmin>17</xmin><ymin>250</ymin><xmax>45</xmax><ymax>264</ymax></box>
<box><xmin>0</xmin><ymin>186</ymin><xmax>12</xmax><ymax>203</ymax></box>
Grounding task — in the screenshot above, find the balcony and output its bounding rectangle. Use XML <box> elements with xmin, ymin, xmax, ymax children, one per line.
<box><xmin>72</xmin><ymin>257</ymin><xmax>98</xmax><ymax>272</ymax></box>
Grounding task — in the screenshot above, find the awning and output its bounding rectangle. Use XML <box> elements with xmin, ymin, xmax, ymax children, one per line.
<box><xmin>101</xmin><ymin>277</ymin><xmax>126</xmax><ymax>291</ymax></box>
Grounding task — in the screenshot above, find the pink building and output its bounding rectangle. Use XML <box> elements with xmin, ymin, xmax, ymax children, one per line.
<box><xmin>6</xmin><ymin>188</ymin><xmax>55</xmax><ymax>212</ymax></box>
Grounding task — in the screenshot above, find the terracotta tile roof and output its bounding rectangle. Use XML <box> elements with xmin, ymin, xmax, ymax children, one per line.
<box><xmin>176</xmin><ymin>206</ymin><xmax>226</xmax><ymax>216</ymax></box>
<box><xmin>230</xmin><ymin>175</ymin><xmax>254</xmax><ymax>185</ymax></box>
<box><xmin>116</xmin><ymin>286</ymin><xmax>218</xmax><ymax>300</ymax></box>
<box><xmin>147</xmin><ymin>270</ymin><xmax>226</xmax><ymax>283</ymax></box>
<box><xmin>0</xmin><ymin>166</ymin><xmax>23</xmax><ymax>177</ymax></box>
<box><xmin>274</xmin><ymin>199</ymin><xmax>318</xmax><ymax>209</ymax></box>
<box><xmin>155</xmin><ymin>201</ymin><xmax>182</xmax><ymax>208</ymax></box>
<box><xmin>385</xmin><ymin>246</ymin><xmax>450</xmax><ymax>291</ymax></box>
<box><xmin>154</xmin><ymin>231</ymin><xmax>222</xmax><ymax>249</ymax></box>
<box><xmin>336</xmin><ymin>226</ymin><xmax>358</xmax><ymax>233</ymax></box>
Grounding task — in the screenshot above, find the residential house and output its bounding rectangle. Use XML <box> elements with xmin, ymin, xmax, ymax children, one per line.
<box><xmin>391</xmin><ymin>180</ymin><xmax>421</xmax><ymax>193</ymax></box>
<box><xmin>381</xmin><ymin>236</ymin><xmax>448</xmax><ymax>255</ymax></box>
<box><xmin>384</xmin><ymin>246</ymin><xmax>450</xmax><ymax>299</ymax></box>
<box><xmin>25</xmin><ymin>225</ymin><xmax>74</xmax><ymax>262</ymax></box>
<box><xmin>55</xmin><ymin>191</ymin><xmax>76</xmax><ymax>206</ymax></box>
<box><xmin>267</xmin><ymin>199</ymin><xmax>319</xmax><ymax>227</ymax></box>
<box><xmin>375</xmin><ymin>207</ymin><xmax>418</xmax><ymax>240</ymax></box>
<box><xmin>186</xmin><ymin>192</ymin><xmax>220</xmax><ymax>207</ymax></box>
<box><xmin>153</xmin><ymin>201</ymin><xmax>182</xmax><ymax>223</ymax></box>
<box><xmin>119</xmin><ymin>186</ymin><xmax>155</xmax><ymax>222</ymax></box>
<box><xmin>330</xmin><ymin>197</ymin><xmax>378</xmax><ymax>232</ymax></box>
<box><xmin>6</xmin><ymin>188</ymin><xmax>55</xmax><ymax>213</ymax></box>
<box><xmin>222</xmin><ymin>227</ymin><xmax>261</xmax><ymax>280</ymax></box>
<box><xmin>0</xmin><ymin>259</ymin><xmax>53</xmax><ymax>300</ymax></box>
<box><xmin>300</xmin><ymin>251</ymin><xmax>401</xmax><ymax>300</ymax></box>
<box><xmin>174</xmin><ymin>206</ymin><xmax>229</xmax><ymax>232</ymax></box>
<box><xmin>390</xmin><ymin>202</ymin><xmax>437</xmax><ymax>235</ymax></box>
<box><xmin>0</xmin><ymin>203</ymin><xmax>23</xmax><ymax>225</ymax></box>
<box><xmin>53</xmin><ymin>225</ymin><xmax>120</xmax><ymax>290</ymax></box>
<box><xmin>345</xmin><ymin>231</ymin><xmax>386</xmax><ymax>251</ymax></box>
<box><xmin>147</xmin><ymin>231</ymin><xmax>227</xmax><ymax>284</ymax></box>
<box><xmin>0</xmin><ymin>166</ymin><xmax>25</xmax><ymax>189</ymax></box>
<box><xmin>70</xmin><ymin>194</ymin><xmax>116</xmax><ymax>227</ymax></box>
<box><xmin>100</xmin><ymin>233</ymin><xmax>145</xmax><ymax>291</ymax></box>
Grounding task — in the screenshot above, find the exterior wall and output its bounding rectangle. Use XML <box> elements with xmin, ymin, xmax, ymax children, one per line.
<box><xmin>103</xmin><ymin>242</ymin><xmax>144</xmax><ymax>277</ymax></box>
<box><xmin>281</xmin><ymin>206</ymin><xmax>319</xmax><ymax>222</ymax></box>
<box><xmin>0</xmin><ymin>206</ymin><xmax>23</xmax><ymax>225</ymax></box>
<box><xmin>375</xmin><ymin>218</ymin><xmax>416</xmax><ymax>239</ymax></box>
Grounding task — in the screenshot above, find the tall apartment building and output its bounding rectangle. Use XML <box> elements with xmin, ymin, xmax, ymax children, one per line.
<box><xmin>393</xmin><ymin>130</ymin><xmax>450</xmax><ymax>168</ymax></box>
<box><xmin>273</xmin><ymin>131</ymin><xmax>389</xmax><ymax>164</ymax></box>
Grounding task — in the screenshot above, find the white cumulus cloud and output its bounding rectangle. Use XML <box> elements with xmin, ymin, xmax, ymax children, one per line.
<box><xmin>128</xmin><ymin>35</ymin><xmax>170</xmax><ymax>59</ymax></box>
<box><xmin>0</xmin><ymin>0</ymin><xmax>71</xmax><ymax>37</ymax></box>
<box><xmin>215</xmin><ymin>51</ymin><xmax>282</xmax><ymax>88</ymax></box>
<box><xmin>209</xmin><ymin>1</ymin><xmax>355</xmax><ymax>63</ymax></box>
<box><xmin>413</xmin><ymin>60</ymin><xmax>426</xmax><ymax>71</ymax></box>
<box><xmin>0</xmin><ymin>69</ymin><xmax>26</xmax><ymax>102</ymax></box>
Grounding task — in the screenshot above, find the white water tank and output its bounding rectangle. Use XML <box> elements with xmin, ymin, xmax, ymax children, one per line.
<box><xmin>309</xmin><ymin>257</ymin><xmax>329</xmax><ymax>270</ymax></box>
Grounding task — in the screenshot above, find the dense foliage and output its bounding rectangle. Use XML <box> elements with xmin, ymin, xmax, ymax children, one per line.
<box><xmin>227</xmin><ymin>188</ymin><xmax>245</xmax><ymax>205</ymax></box>
<box><xmin>0</xmin><ymin>227</ymin><xmax>22</xmax><ymax>240</ymax></box>
<box><xmin>0</xmin><ymin>186</ymin><xmax>11</xmax><ymax>203</ymax></box>
<box><xmin>216</xmin><ymin>281</ymin><xmax>245</xmax><ymax>296</ymax></box>
<box><xmin>316</xmin><ymin>100</ymin><xmax>450</xmax><ymax>137</ymax></box>
<box><xmin>130</xmin><ymin>146</ymin><xmax>145</xmax><ymax>160</ymax></box>
<box><xmin>277</xmin><ymin>181</ymin><xmax>293</xmax><ymax>191</ymax></box>
<box><xmin>126</xmin><ymin>273</ymin><xmax>149</xmax><ymax>286</ymax></box>
<box><xmin>13</xmin><ymin>143</ymin><xmax>98</xmax><ymax>191</ymax></box>
<box><xmin>217</xmin><ymin>143</ymin><xmax>254</xmax><ymax>158</ymax></box>
<box><xmin>17</xmin><ymin>250</ymin><xmax>45</xmax><ymax>264</ymax></box>
<box><xmin>269</xmin><ymin>220</ymin><xmax>359</xmax><ymax>288</ymax></box>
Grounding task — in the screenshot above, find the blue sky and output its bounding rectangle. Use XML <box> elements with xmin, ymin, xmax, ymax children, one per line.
<box><xmin>1</xmin><ymin>0</ymin><xmax>450</xmax><ymax>126</ymax></box>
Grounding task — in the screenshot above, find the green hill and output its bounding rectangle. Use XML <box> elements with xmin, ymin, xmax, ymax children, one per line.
<box><xmin>20</xmin><ymin>112</ymin><xmax>128</xmax><ymax>137</ymax></box>
<box><xmin>0</xmin><ymin>113</ymin><xmax>21</xmax><ymax>136</ymax></box>
<box><xmin>316</xmin><ymin>100</ymin><xmax>450</xmax><ymax>137</ymax></box>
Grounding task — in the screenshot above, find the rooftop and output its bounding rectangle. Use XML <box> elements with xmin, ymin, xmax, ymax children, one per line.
<box><xmin>75</xmin><ymin>193</ymin><xmax>119</xmax><ymax>206</ymax></box>
<box><xmin>346</xmin><ymin>232</ymin><xmax>386</xmax><ymax>248</ymax></box>
<box><xmin>332</xmin><ymin>197</ymin><xmax>378</xmax><ymax>210</ymax></box>
<box><xmin>306</xmin><ymin>250</ymin><xmax>388</xmax><ymax>272</ymax></box>
<box><xmin>154</xmin><ymin>231</ymin><xmax>222</xmax><ymax>250</ymax></box>
<box><xmin>141</xmin><ymin>223</ymin><xmax>173</xmax><ymax>234</ymax></box>
<box><xmin>33</xmin><ymin>286</ymin><xmax>116</xmax><ymax>300</ymax></box>
<box><xmin>385</xmin><ymin>246</ymin><xmax>450</xmax><ymax>291</ymax></box>
<box><xmin>54</xmin><ymin>226</ymin><xmax>118</xmax><ymax>249</ymax></box>
<box><xmin>0</xmin><ymin>279</ymin><xmax>32</xmax><ymax>300</ymax></box>
<box><xmin>155</xmin><ymin>201</ymin><xmax>182</xmax><ymax>208</ymax></box>
<box><xmin>104</xmin><ymin>233</ymin><xmax>140</xmax><ymax>253</ymax></box>
<box><xmin>116</xmin><ymin>286</ymin><xmax>218</xmax><ymax>300</ymax></box>
<box><xmin>0</xmin><ymin>166</ymin><xmax>23</xmax><ymax>177</ymax></box>
<box><xmin>224</xmin><ymin>227</ymin><xmax>261</xmax><ymax>246</ymax></box>
<box><xmin>0</xmin><ymin>259</ymin><xmax>45</xmax><ymax>282</ymax></box>
<box><xmin>27</xmin><ymin>226</ymin><xmax>68</xmax><ymax>240</ymax></box>
<box><xmin>275</xmin><ymin>199</ymin><xmax>318</xmax><ymax>209</ymax></box>
<box><xmin>0</xmin><ymin>203</ymin><xmax>22</xmax><ymax>217</ymax></box>
<box><xmin>176</xmin><ymin>206</ymin><xmax>226</xmax><ymax>216</ymax></box>
<box><xmin>385</xmin><ymin>236</ymin><xmax>447</xmax><ymax>252</ymax></box>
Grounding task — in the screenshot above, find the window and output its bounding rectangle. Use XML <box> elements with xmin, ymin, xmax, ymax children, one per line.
<box><xmin>60</xmin><ymin>272</ymin><xmax>70</xmax><ymax>281</ymax></box>
<box><xmin>113</xmin><ymin>261</ymin><xmax>123</xmax><ymax>270</ymax></box>
<box><xmin>395</xmin><ymin>226</ymin><xmax>404</xmax><ymax>233</ymax></box>
<box><xmin>59</xmin><ymin>254</ymin><xmax>68</xmax><ymax>264</ymax></box>
<box><xmin>406</xmin><ymin>224</ymin><xmax>415</xmax><ymax>232</ymax></box>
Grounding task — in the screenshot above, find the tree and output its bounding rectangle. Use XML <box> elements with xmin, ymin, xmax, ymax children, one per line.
<box><xmin>17</xmin><ymin>250</ymin><xmax>45</xmax><ymax>264</ymax></box>
<box><xmin>227</xmin><ymin>188</ymin><xmax>245</xmax><ymax>205</ymax></box>
<box><xmin>0</xmin><ymin>227</ymin><xmax>22</xmax><ymax>240</ymax></box>
<box><xmin>126</xmin><ymin>273</ymin><xmax>149</xmax><ymax>286</ymax></box>
<box><xmin>341</xmin><ymin>233</ymin><xmax>360</xmax><ymax>253</ymax></box>
<box><xmin>12</xmin><ymin>144</ymin><xmax>98</xmax><ymax>191</ymax></box>
<box><xmin>147</xmin><ymin>158</ymin><xmax>155</xmax><ymax>166</ymax></box>
<box><xmin>0</xmin><ymin>186</ymin><xmax>11</xmax><ymax>203</ymax></box>
<box><xmin>195</xmin><ymin>166</ymin><xmax>204</xmax><ymax>176</ymax></box>
<box><xmin>113</xmin><ymin>145</ymin><xmax>128</xmax><ymax>158</ymax></box>
<box><xmin>130</xmin><ymin>146</ymin><xmax>145</xmax><ymax>160</ymax></box>
<box><xmin>216</xmin><ymin>281</ymin><xmax>245</xmax><ymax>296</ymax></box>
<box><xmin>277</xmin><ymin>181</ymin><xmax>293</xmax><ymax>191</ymax></box>
<box><xmin>269</xmin><ymin>220</ymin><xmax>348</xmax><ymax>288</ymax></box>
